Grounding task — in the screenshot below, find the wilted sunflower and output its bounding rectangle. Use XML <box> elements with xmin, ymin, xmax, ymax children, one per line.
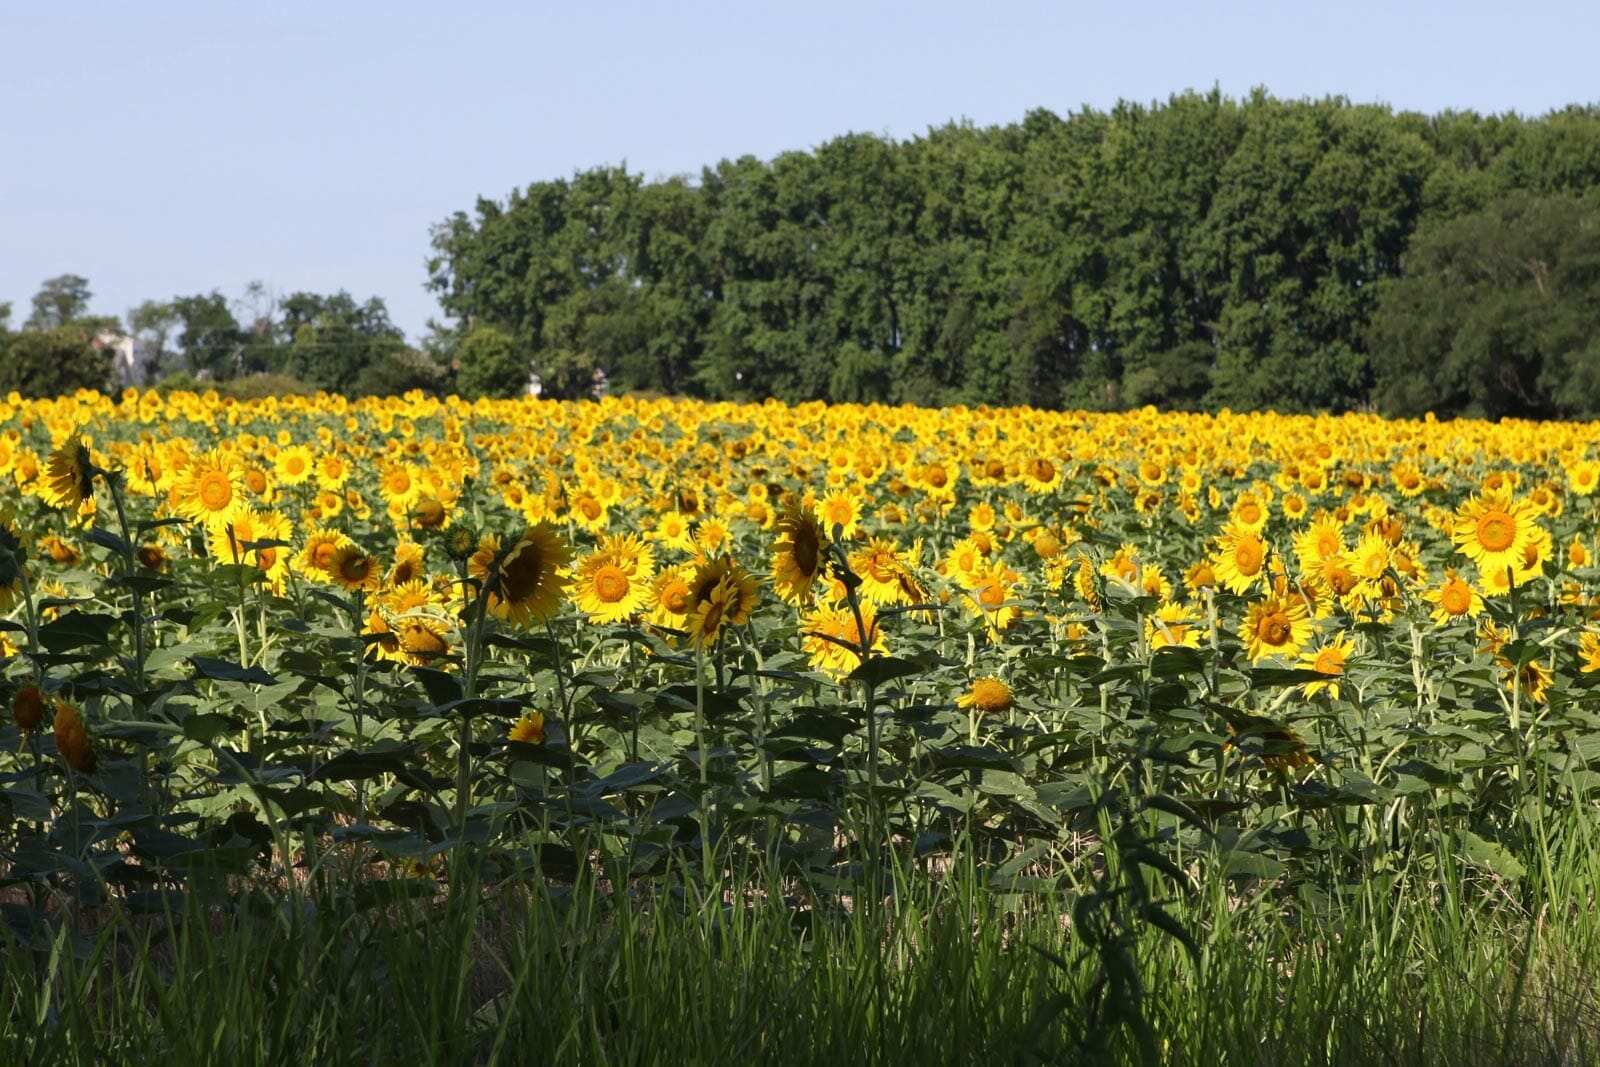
<box><xmin>12</xmin><ymin>684</ymin><xmax>45</xmax><ymax>731</ymax></box>
<box><xmin>41</xmin><ymin>433</ymin><xmax>95</xmax><ymax>511</ymax></box>
<box><xmin>470</xmin><ymin>525</ymin><xmax>572</xmax><ymax>626</ymax></box>
<box><xmin>771</xmin><ymin>505</ymin><xmax>827</xmax><ymax>604</ymax></box>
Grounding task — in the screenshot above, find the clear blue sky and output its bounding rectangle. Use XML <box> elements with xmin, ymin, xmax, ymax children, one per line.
<box><xmin>4</xmin><ymin>1</ymin><xmax>1596</xmax><ymax>344</ymax></box>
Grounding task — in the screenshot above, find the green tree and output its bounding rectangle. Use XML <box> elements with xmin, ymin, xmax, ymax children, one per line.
<box><xmin>0</xmin><ymin>326</ymin><xmax>113</xmax><ymax>397</ymax></box>
<box><xmin>271</xmin><ymin>291</ymin><xmax>407</xmax><ymax>394</ymax></box>
<box><xmin>171</xmin><ymin>292</ymin><xmax>251</xmax><ymax>379</ymax></box>
<box><xmin>453</xmin><ymin>325</ymin><xmax>529</xmax><ymax>398</ymax></box>
<box><xmin>1370</xmin><ymin>191</ymin><xmax>1600</xmax><ymax>419</ymax></box>
<box><xmin>128</xmin><ymin>299</ymin><xmax>181</xmax><ymax>382</ymax></box>
<box><xmin>26</xmin><ymin>274</ymin><xmax>93</xmax><ymax>329</ymax></box>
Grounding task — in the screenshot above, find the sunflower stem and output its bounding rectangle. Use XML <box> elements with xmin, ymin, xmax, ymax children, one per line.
<box><xmin>694</xmin><ymin>639</ymin><xmax>713</xmax><ymax>886</ymax></box>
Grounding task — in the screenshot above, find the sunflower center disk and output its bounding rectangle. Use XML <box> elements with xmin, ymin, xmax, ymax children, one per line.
<box><xmin>1477</xmin><ymin>512</ymin><xmax>1515</xmax><ymax>552</ymax></box>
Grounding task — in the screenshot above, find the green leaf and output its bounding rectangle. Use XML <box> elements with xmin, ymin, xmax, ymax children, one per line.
<box><xmin>190</xmin><ymin>656</ymin><xmax>277</xmax><ymax>686</ymax></box>
<box><xmin>37</xmin><ymin>613</ymin><xmax>117</xmax><ymax>653</ymax></box>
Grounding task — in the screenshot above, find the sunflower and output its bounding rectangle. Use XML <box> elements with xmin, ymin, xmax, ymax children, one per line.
<box><xmin>1019</xmin><ymin>456</ymin><xmax>1063</xmax><ymax>494</ymax></box>
<box><xmin>647</xmin><ymin>565</ymin><xmax>695</xmax><ymax>632</ymax></box>
<box><xmin>849</xmin><ymin>538</ymin><xmax>923</xmax><ymax>606</ymax></box>
<box><xmin>328</xmin><ymin>544</ymin><xmax>382</xmax><ymax>593</ymax></box>
<box><xmin>1212</xmin><ymin>522</ymin><xmax>1269</xmax><ymax>595</ymax></box>
<box><xmin>684</xmin><ymin>555</ymin><xmax>759</xmax><ymax>646</ymax></box>
<box><xmin>508</xmin><ymin>711</ymin><xmax>546</xmax><ymax>745</ymax></box>
<box><xmin>650</xmin><ymin>511</ymin><xmax>698</xmax><ymax>554</ymax></box>
<box><xmin>41</xmin><ymin>433</ymin><xmax>95</xmax><ymax>511</ymax></box>
<box><xmin>1145</xmin><ymin>601</ymin><xmax>1202</xmax><ymax>650</ymax></box>
<box><xmin>1183</xmin><ymin>559</ymin><xmax>1217</xmax><ymax>597</ymax></box>
<box><xmin>573</xmin><ymin>534</ymin><xmax>655</xmax><ymax>624</ymax></box>
<box><xmin>818</xmin><ymin>488</ymin><xmax>863</xmax><ymax>540</ymax></box>
<box><xmin>295</xmin><ymin>526</ymin><xmax>353</xmax><ymax>578</ymax></box>
<box><xmin>208</xmin><ymin>509</ymin><xmax>293</xmax><ymax>590</ymax></box>
<box><xmin>956</xmin><ymin>676</ymin><xmax>1014</xmax><ymax>714</ymax></box>
<box><xmin>1299</xmin><ymin>632</ymin><xmax>1353</xmax><ymax>699</ymax></box>
<box><xmin>1567</xmin><ymin>460</ymin><xmax>1600</xmax><ymax>497</ymax></box>
<box><xmin>12</xmin><ymin>684</ymin><xmax>45</xmax><ymax>731</ymax></box>
<box><xmin>176</xmin><ymin>449</ymin><xmax>246</xmax><ymax>528</ymax></box>
<box><xmin>1292</xmin><ymin>514</ymin><xmax>1347</xmax><ymax>578</ymax></box>
<box><xmin>388</xmin><ymin>541</ymin><xmax>428</xmax><ymax>587</ymax></box>
<box><xmin>377</xmin><ymin>460</ymin><xmax>422</xmax><ymax>512</ymax></box>
<box><xmin>963</xmin><ymin>561</ymin><xmax>1023</xmax><ymax>637</ymax></box>
<box><xmin>1452</xmin><ymin>490</ymin><xmax>1539</xmax><ymax>580</ymax></box>
<box><xmin>52</xmin><ymin>700</ymin><xmax>96</xmax><ymax>773</ymax></box>
<box><xmin>1504</xmin><ymin>659</ymin><xmax>1552</xmax><ymax>704</ymax></box>
<box><xmin>1228</xmin><ymin>721</ymin><xmax>1315</xmax><ymax>774</ymax></box>
<box><xmin>771</xmin><ymin>505</ymin><xmax>827</xmax><ymax>604</ymax></box>
<box><xmin>1579</xmin><ymin>631</ymin><xmax>1600</xmax><ymax>673</ymax></box>
<box><xmin>1242</xmin><ymin>595</ymin><xmax>1313</xmax><ymax>662</ymax></box>
<box><xmin>941</xmin><ymin>538</ymin><xmax>987</xmax><ymax>585</ymax></box>
<box><xmin>801</xmin><ymin>603</ymin><xmax>886</xmax><ymax>679</ymax></box>
<box><xmin>273</xmin><ymin>444</ymin><xmax>316</xmax><ymax>486</ymax></box>
<box><xmin>470</xmin><ymin>525</ymin><xmax>573</xmax><ymax>626</ymax></box>
<box><xmin>395</xmin><ymin>614</ymin><xmax>454</xmax><ymax>666</ymax></box>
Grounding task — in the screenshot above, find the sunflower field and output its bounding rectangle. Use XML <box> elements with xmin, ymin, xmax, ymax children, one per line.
<box><xmin>4</xmin><ymin>388</ymin><xmax>1600</xmax><ymax>1063</ymax></box>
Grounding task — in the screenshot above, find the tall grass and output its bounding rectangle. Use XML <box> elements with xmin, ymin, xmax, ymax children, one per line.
<box><xmin>6</xmin><ymin>801</ymin><xmax>1597</xmax><ymax>1066</ymax></box>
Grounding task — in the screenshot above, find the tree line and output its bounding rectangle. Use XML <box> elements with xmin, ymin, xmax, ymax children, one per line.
<box><xmin>428</xmin><ymin>89</ymin><xmax>1600</xmax><ymax>419</ymax></box>
<box><xmin>9</xmin><ymin>90</ymin><xmax>1600</xmax><ymax>418</ymax></box>
<box><xmin>0</xmin><ymin>276</ymin><xmax>450</xmax><ymax>400</ymax></box>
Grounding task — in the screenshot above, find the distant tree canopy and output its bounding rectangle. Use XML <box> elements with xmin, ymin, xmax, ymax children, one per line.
<box><xmin>427</xmin><ymin>90</ymin><xmax>1600</xmax><ymax>416</ymax></box>
<box><xmin>0</xmin><ymin>277</ymin><xmax>115</xmax><ymax>397</ymax></box>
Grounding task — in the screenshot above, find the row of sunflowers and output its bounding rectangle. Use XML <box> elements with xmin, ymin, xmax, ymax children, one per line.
<box><xmin>2</xmin><ymin>388</ymin><xmax>1597</xmax><ymax>904</ymax></box>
